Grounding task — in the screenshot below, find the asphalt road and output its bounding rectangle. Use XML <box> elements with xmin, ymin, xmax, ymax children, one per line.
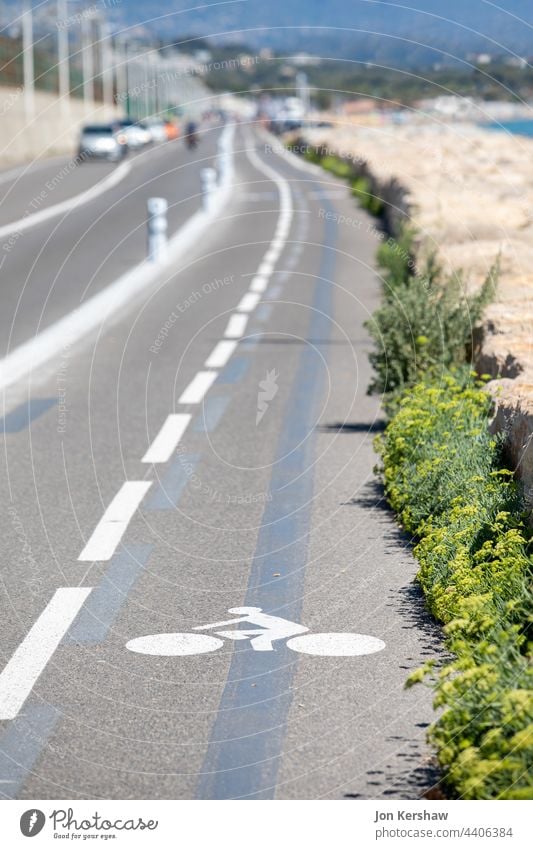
<box><xmin>0</xmin><ymin>125</ymin><xmax>221</xmax><ymax>352</ymax></box>
<box><xmin>0</xmin><ymin>122</ymin><xmax>441</xmax><ymax>800</ymax></box>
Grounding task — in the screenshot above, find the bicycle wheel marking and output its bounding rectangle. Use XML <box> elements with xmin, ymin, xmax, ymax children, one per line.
<box><xmin>286</xmin><ymin>632</ymin><xmax>386</xmax><ymax>657</ymax></box>
<box><xmin>126</xmin><ymin>633</ymin><xmax>223</xmax><ymax>656</ymax></box>
<box><xmin>124</xmin><ymin>609</ymin><xmax>386</xmax><ymax>658</ymax></box>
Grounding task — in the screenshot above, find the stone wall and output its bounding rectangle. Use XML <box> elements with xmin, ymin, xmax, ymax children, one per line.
<box><xmin>299</xmin><ymin>122</ymin><xmax>533</xmax><ymax>489</ymax></box>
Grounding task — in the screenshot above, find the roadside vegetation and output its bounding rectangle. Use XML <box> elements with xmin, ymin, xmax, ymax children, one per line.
<box><xmin>307</xmin><ymin>146</ymin><xmax>532</xmax><ymax>799</ymax></box>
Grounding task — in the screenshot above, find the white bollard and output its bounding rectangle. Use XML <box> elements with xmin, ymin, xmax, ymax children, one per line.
<box><xmin>201</xmin><ymin>167</ymin><xmax>217</xmax><ymax>211</ymax></box>
<box><xmin>147</xmin><ymin>197</ymin><xmax>168</xmax><ymax>263</ymax></box>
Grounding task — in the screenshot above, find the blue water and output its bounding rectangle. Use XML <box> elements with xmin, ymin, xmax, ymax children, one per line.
<box><xmin>485</xmin><ymin>119</ymin><xmax>533</xmax><ymax>137</ymax></box>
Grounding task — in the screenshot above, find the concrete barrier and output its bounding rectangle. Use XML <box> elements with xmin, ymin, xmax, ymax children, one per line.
<box><xmin>0</xmin><ymin>85</ymin><xmax>120</xmax><ymax>167</ymax></box>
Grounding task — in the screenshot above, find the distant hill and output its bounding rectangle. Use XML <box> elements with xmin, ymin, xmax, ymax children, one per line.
<box><xmin>114</xmin><ymin>0</ymin><xmax>533</xmax><ymax>66</ymax></box>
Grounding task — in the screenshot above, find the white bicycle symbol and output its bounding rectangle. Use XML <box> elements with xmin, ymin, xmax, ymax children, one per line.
<box><xmin>126</xmin><ymin>607</ymin><xmax>386</xmax><ymax>657</ymax></box>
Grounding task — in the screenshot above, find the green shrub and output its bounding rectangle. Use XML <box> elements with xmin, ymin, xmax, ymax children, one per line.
<box><xmin>376</xmin><ymin>371</ymin><xmax>533</xmax><ymax>799</ymax></box>
<box><xmin>352</xmin><ymin>176</ymin><xmax>384</xmax><ymax>216</ymax></box>
<box><xmin>365</xmin><ymin>243</ymin><xmax>498</xmax><ymax>397</ymax></box>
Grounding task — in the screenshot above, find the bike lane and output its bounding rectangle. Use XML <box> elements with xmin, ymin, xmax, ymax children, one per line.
<box><xmin>194</xmin><ymin>141</ymin><xmax>440</xmax><ymax>800</ymax></box>
<box><xmin>196</xmin><ymin>184</ymin><xmax>341</xmax><ymax>799</ymax></box>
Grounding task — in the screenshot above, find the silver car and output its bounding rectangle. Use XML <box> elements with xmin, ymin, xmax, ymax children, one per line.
<box><xmin>78</xmin><ymin>124</ymin><xmax>127</xmax><ymax>162</ymax></box>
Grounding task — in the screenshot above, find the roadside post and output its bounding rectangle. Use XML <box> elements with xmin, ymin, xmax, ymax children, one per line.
<box><xmin>147</xmin><ymin>197</ymin><xmax>168</xmax><ymax>262</ymax></box>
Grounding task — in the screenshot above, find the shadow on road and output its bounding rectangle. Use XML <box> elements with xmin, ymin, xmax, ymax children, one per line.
<box><xmin>346</xmin><ymin>477</ymin><xmax>445</xmax><ymax>800</ymax></box>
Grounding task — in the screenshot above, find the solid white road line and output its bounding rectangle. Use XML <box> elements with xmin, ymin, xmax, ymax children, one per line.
<box><xmin>78</xmin><ymin>481</ymin><xmax>152</xmax><ymax>561</ymax></box>
<box><xmin>178</xmin><ymin>370</ymin><xmax>218</xmax><ymax>404</ymax></box>
<box><xmin>0</xmin><ymin>587</ymin><xmax>92</xmax><ymax>720</ymax></box>
<box><xmin>0</xmin><ymin>160</ymin><xmax>132</xmax><ymax>241</ymax></box>
<box><xmin>142</xmin><ymin>413</ymin><xmax>192</xmax><ymax>463</ymax></box>
<box><xmin>224</xmin><ymin>313</ymin><xmax>249</xmax><ymax>339</ymax></box>
<box><xmin>237</xmin><ymin>292</ymin><xmax>261</xmax><ymax>313</ymax></box>
<box><xmin>205</xmin><ymin>340</ymin><xmax>238</xmax><ymax>369</ymax></box>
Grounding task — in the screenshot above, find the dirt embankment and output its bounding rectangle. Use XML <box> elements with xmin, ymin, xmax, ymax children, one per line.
<box><xmin>301</xmin><ymin>121</ymin><xmax>533</xmax><ymax>496</ymax></box>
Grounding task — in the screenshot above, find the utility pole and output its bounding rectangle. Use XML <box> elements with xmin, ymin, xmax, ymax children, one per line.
<box><xmin>81</xmin><ymin>11</ymin><xmax>94</xmax><ymax>109</ymax></box>
<box><xmin>296</xmin><ymin>71</ymin><xmax>310</xmax><ymax>117</ymax></box>
<box><xmin>99</xmin><ymin>16</ymin><xmax>114</xmax><ymax>112</ymax></box>
<box><xmin>57</xmin><ymin>0</ymin><xmax>70</xmax><ymax>115</ymax></box>
<box><xmin>22</xmin><ymin>0</ymin><xmax>35</xmax><ymax>120</ymax></box>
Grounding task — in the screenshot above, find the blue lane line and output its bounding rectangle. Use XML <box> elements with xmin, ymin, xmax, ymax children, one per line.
<box><xmin>254</xmin><ymin>303</ymin><xmax>274</xmax><ymax>323</ymax></box>
<box><xmin>146</xmin><ymin>453</ymin><xmax>200</xmax><ymax>510</ymax></box>
<box><xmin>240</xmin><ymin>338</ymin><xmax>259</xmax><ymax>351</ymax></box>
<box><xmin>217</xmin><ymin>357</ymin><xmax>249</xmax><ymax>384</ymax></box>
<box><xmin>192</xmin><ymin>396</ymin><xmax>230</xmax><ymax>433</ymax></box>
<box><xmin>197</xmin><ymin>192</ymin><xmax>337</xmax><ymax>800</ymax></box>
<box><xmin>0</xmin><ymin>705</ymin><xmax>61</xmax><ymax>799</ymax></box>
<box><xmin>1</xmin><ymin>398</ymin><xmax>57</xmax><ymax>433</ymax></box>
<box><xmin>64</xmin><ymin>544</ymin><xmax>153</xmax><ymax>645</ymax></box>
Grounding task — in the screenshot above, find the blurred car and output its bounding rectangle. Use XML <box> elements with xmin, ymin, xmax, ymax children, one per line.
<box><xmin>117</xmin><ymin>119</ymin><xmax>152</xmax><ymax>150</ymax></box>
<box><xmin>164</xmin><ymin>120</ymin><xmax>180</xmax><ymax>141</ymax></box>
<box><xmin>77</xmin><ymin>123</ymin><xmax>127</xmax><ymax>162</ymax></box>
<box><xmin>145</xmin><ymin>119</ymin><xmax>168</xmax><ymax>143</ymax></box>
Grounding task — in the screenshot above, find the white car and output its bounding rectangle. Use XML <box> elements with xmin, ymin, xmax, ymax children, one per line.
<box><xmin>145</xmin><ymin>119</ymin><xmax>168</xmax><ymax>143</ymax></box>
<box><xmin>118</xmin><ymin>120</ymin><xmax>152</xmax><ymax>150</ymax></box>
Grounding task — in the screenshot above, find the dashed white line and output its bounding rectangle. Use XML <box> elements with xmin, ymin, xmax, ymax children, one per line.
<box><xmin>224</xmin><ymin>313</ymin><xmax>249</xmax><ymax>339</ymax></box>
<box><xmin>0</xmin><ymin>587</ymin><xmax>93</xmax><ymax>720</ymax></box>
<box><xmin>178</xmin><ymin>370</ymin><xmax>218</xmax><ymax>404</ymax></box>
<box><xmin>237</xmin><ymin>292</ymin><xmax>261</xmax><ymax>313</ymax></box>
<box><xmin>205</xmin><ymin>340</ymin><xmax>238</xmax><ymax>369</ymax></box>
<box><xmin>257</xmin><ymin>261</ymin><xmax>274</xmax><ymax>277</ymax></box>
<box><xmin>78</xmin><ymin>481</ymin><xmax>152</xmax><ymax>561</ymax></box>
<box><xmin>142</xmin><ymin>413</ymin><xmax>192</xmax><ymax>463</ymax></box>
<box><xmin>250</xmin><ymin>275</ymin><xmax>269</xmax><ymax>293</ymax></box>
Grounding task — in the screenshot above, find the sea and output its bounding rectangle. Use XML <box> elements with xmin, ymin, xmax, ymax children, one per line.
<box><xmin>485</xmin><ymin>119</ymin><xmax>533</xmax><ymax>137</ymax></box>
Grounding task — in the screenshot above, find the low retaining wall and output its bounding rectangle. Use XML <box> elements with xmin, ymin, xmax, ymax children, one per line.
<box><xmin>292</xmin><ymin>125</ymin><xmax>533</xmax><ymax>496</ymax></box>
<box><xmin>0</xmin><ymin>85</ymin><xmax>120</xmax><ymax>166</ymax></box>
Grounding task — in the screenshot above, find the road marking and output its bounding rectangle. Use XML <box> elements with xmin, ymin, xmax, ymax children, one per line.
<box><xmin>146</xmin><ymin>454</ymin><xmax>199</xmax><ymax>510</ymax></box>
<box><xmin>249</xmin><ymin>275</ymin><xmax>269</xmax><ymax>293</ymax></box>
<box><xmin>0</xmin><ymin>588</ymin><xmax>92</xmax><ymax>720</ymax></box>
<box><xmin>127</xmin><ymin>633</ymin><xmax>223</xmax><ymax>656</ymax></box>
<box><xmin>193</xmin><ymin>396</ymin><xmax>230</xmax><ymax>433</ymax></box>
<box><xmin>287</xmin><ymin>633</ymin><xmax>386</xmax><ymax>656</ymax></box>
<box><xmin>266</xmin><ymin>284</ymin><xmax>283</xmax><ymax>299</ymax></box>
<box><xmin>78</xmin><ymin>481</ymin><xmax>152</xmax><ymax>561</ymax></box>
<box><xmin>264</xmin><ymin>247</ymin><xmax>281</xmax><ymax>264</ymax></box>
<box><xmin>224</xmin><ymin>313</ymin><xmax>249</xmax><ymax>339</ymax></box>
<box><xmin>142</xmin><ymin>413</ymin><xmax>191</xmax><ymax>463</ymax></box>
<box><xmin>255</xmin><ymin>303</ymin><xmax>274</xmax><ymax>322</ymax></box>
<box><xmin>198</xmin><ymin>140</ymin><xmax>331</xmax><ymax>800</ymax></box>
<box><xmin>205</xmin><ymin>340</ymin><xmax>238</xmax><ymax>368</ymax></box>
<box><xmin>0</xmin><ymin>160</ymin><xmax>132</xmax><ymax>241</ymax></box>
<box><xmin>217</xmin><ymin>357</ymin><xmax>249</xmax><ymax>384</ymax></box>
<box><xmin>0</xmin><ymin>123</ymin><xmax>235</xmax><ymax>395</ymax></box>
<box><xmin>237</xmin><ymin>292</ymin><xmax>261</xmax><ymax>313</ymax></box>
<box><xmin>178</xmin><ymin>371</ymin><xmax>218</xmax><ymax>404</ymax></box>
<box><xmin>125</xmin><ymin>608</ymin><xmax>385</xmax><ymax>656</ymax></box>
<box><xmin>65</xmin><ymin>545</ymin><xmax>153</xmax><ymax>644</ymax></box>
<box><xmin>257</xmin><ymin>260</ymin><xmax>274</xmax><ymax>277</ymax></box>
<box><xmin>1</xmin><ymin>397</ymin><xmax>56</xmax><ymax>433</ymax></box>
<box><xmin>0</xmin><ymin>704</ymin><xmax>61</xmax><ymax>798</ymax></box>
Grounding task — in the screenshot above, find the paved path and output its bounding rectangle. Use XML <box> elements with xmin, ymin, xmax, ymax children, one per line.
<box><xmin>0</xmin><ymin>123</ymin><xmax>440</xmax><ymax>799</ymax></box>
